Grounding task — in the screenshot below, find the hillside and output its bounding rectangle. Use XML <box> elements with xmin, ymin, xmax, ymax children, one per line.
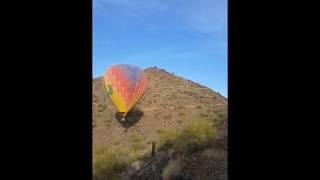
<box><xmin>93</xmin><ymin>67</ymin><xmax>228</xmax><ymax>180</ymax></box>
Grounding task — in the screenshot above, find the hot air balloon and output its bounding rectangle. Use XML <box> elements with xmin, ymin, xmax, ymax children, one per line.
<box><xmin>103</xmin><ymin>64</ymin><xmax>148</xmax><ymax>120</ymax></box>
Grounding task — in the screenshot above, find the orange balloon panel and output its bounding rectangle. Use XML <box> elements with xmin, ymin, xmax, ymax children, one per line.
<box><xmin>103</xmin><ymin>64</ymin><xmax>148</xmax><ymax>115</ymax></box>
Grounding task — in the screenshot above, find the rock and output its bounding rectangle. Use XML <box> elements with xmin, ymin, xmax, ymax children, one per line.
<box><xmin>131</xmin><ymin>160</ymin><xmax>143</xmax><ymax>171</ymax></box>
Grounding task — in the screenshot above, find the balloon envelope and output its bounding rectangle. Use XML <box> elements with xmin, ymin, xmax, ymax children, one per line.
<box><xmin>103</xmin><ymin>64</ymin><xmax>148</xmax><ymax>115</ymax></box>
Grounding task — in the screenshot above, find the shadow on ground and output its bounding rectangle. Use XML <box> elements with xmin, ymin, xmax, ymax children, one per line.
<box><xmin>115</xmin><ymin>108</ymin><xmax>144</xmax><ymax>130</ymax></box>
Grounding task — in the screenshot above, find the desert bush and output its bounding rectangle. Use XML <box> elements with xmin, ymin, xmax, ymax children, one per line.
<box><xmin>199</xmin><ymin>99</ymin><xmax>206</xmax><ymax>104</ymax></box>
<box><xmin>157</xmin><ymin>118</ymin><xmax>217</xmax><ymax>154</ymax></box>
<box><xmin>130</xmin><ymin>134</ymin><xmax>146</xmax><ymax>151</ymax></box>
<box><xmin>93</xmin><ymin>97</ymin><xmax>97</xmax><ymax>103</ymax></box>
<box><xmin>97</xmin><ymin>104</ymin><xmax>106</xmax><ymax>112</ymax></box>
<box><xmin>93</xmin><ymin>145</ymin><xmax>142</xmax><ymax>180</ymax></box>
<box><xmin>156</xmin><ymin>129</ymin><xmax>165</xmax><ymax>134</ymax></box>
<box><xmin>212</xmin><ymin>111</ymin><xmax>227</xmax><ymax>122</ymax></box>
<box><xmin>170</xmin><ymin>95</ymin><xmax>177</xmax><ymax>99</ymax></box>
<box><xmin>158</xmin><ymin>129</ymin><xmax>180</xmax><ymax>149</ymax></box>
<box><xmin>93</xmin><ymin>120</ymin><xmax>96</xmax><ymax>128</ymax></box>
<box><xmin>176</xmin><ymin>119</ymin><xmax>217</xmax><ymax>153</ymax></box>
<box><xmin>200</xmin><ymin>113</ymin><xmax>209</xmax><ymax>118</ymax></box>
<box><xmin>113</xmin><ymin>141</ymin><xmax>120</xmax><ymax>146</ymax></box>
<box><xmin>93</xmin><ymin>147</ymin><xmax>131</xmax><ymax>180</ymax></box>
<box><xmin>163</xmin><ymin>114</ymin><xmax>173</xmax><ymax>119</ymax></box>
<box><xmin>217</xmin><ymin>111</ymin><xmax>227</xmax><ymax>120</ymax></box>
<box><xmin>177</xmin><ymin>119</ymin><xmax>183</xmax><ymax>124</ymax></box>
<box><xmin>131</xmin><ymin>142</ymin><xmax>146</xmax><ymax>152</ymax></box>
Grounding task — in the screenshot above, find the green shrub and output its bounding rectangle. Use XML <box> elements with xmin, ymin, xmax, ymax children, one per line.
<box><xmin>176</xmin><ymin>119</ymin><xmax>217</xmax><ymax>153</ymax></box>
<box><xmin>93</xmin><ymin>145</ymin><xmax>142</xmax><ymax>180</ymax></box>
<box><xmin>157</xmin><ymin>118</ymin><xmax>217</xmax><ymax>153</ymax></box>
<box><xmin>158</xmin><ymin>129</ymin><xmax>179</xmax><ymax>149</ymax></box>
<box><xmin>93</xmin><ymin>147</ymin><xmax>128</xmax><ymax>180</ymax></box>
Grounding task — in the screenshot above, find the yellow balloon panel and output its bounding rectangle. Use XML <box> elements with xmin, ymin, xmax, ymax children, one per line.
<box><xmin>103</xmin><ymin>64</ymin><xmax>148</xmax><ymax>115</ymax></box>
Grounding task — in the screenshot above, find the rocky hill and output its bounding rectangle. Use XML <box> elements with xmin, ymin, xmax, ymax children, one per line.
<box><xmin>93</xmin><ymin>67</ymin><xmax>228</xmax><ymax>180</ymax></box>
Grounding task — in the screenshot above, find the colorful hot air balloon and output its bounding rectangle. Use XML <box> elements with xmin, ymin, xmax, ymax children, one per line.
<box><xmin>103</xmin><ymin>64</ymin><xmax>148</xmax><ymax>118</ymax></box>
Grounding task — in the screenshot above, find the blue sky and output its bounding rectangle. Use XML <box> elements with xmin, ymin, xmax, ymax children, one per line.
<box><xmin>93</xmin><ymin>0</ymin><xmax>227</xmax><ymax>97</ymax></box>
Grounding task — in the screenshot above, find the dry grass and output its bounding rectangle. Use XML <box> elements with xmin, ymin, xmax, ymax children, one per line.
<box><xmin>157</xmin><ymin>118</ymin><xmax>217</xmax><ymax>153</ymax></box>
<box><xmin>158</xmin><ymin>128</ymin><xmax>179</xmax><ymax>149</ymax></box>
<box><xmin>93</xmin><ymin>147</ymin><xmax>132</xmax><ymax>180</ymax></box>
<box><xmin>130</xmin><ymin>134</ymin><xmax>146</xmax><ymax>152</ymax></box>
<box><xmin>177</xmin><ymin>119</ymin><xmax>217</xmax><ymax>153</ymax></box>
<box><xmin>93</xmin><ymin>144</ymin><xmax>145</xmax><ymax>180</ymax></box>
